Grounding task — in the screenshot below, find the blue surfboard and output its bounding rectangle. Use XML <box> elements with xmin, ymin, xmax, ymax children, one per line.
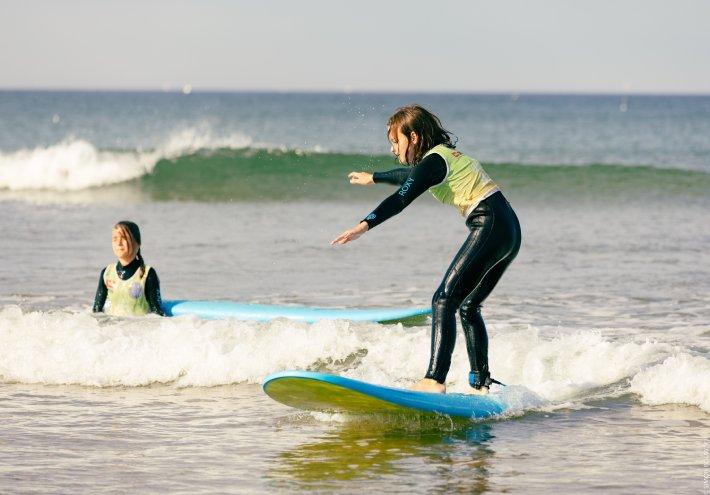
<box><xmin>262</xmin><ymin>370</ymin><xmax>506</xmax><ymax>418</ymax></box>
<box><xmin>162</xmin><ymin>300</ymin><xmax>430</xmax><ymax>324</ymax></box>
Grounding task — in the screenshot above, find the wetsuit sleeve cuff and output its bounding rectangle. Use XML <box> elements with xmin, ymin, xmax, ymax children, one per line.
<box><xmin>361</xmin><ymin>213</ymin><xmax>378</xmax><ymax>230</ymax></box>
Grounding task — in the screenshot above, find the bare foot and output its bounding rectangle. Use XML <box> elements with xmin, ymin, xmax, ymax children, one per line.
<box><xmin>468</xmin><ymin>385</ymin><xmax>490</xmax><ymax>395</ymax></box>
<box><xmin>411</xmin><ymin>378</ymin><xmax>446</xmax><ymax>393</ymax></box>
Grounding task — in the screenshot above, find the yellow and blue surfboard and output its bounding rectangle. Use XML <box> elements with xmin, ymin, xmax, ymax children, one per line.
<box><xmin>263</xmin><ymin>370</ymin><xmax>506</xmax><ymax>418</ymax></box>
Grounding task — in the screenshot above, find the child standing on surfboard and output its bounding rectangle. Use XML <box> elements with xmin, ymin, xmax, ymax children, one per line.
<box><xmin>93</xmin><ymin>220</ymin><xmax>165</xmax><ymax>316</ymax></box>
<box><xmin>331</xmin><ymin>105</ymin><xmax>521</xmax><ymax>395</ymax></box>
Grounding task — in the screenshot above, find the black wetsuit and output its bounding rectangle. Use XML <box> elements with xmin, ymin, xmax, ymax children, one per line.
<box><xmin>92</xmin><ymin>258</ymin><xmax>165</xmax><ymax>316</ymax></box>
<box><xmin>365</xmin><ymin>153</ymin><xmax>521</xmax><ymax>387</ymax></box>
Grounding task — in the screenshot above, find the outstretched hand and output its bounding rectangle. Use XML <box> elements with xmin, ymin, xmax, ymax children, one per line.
<box><xmin>348</xmin><ymin>172</ymin><xmax>374</xmax><ymax>185</ymax></box>
<box><xmin>330</xmin><ymin>221</ymin><xmax>369</xmax><ymax>245</ymax></box>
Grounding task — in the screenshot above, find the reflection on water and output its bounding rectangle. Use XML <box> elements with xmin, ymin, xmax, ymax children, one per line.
<box><xmin>267</xmin><ymin>414</ymin><xmax>496</xmax><ymax>493</ymax></box>
<box><xmin>0</xmin><ymin>382</ymin><xmax>707</xmax><ymax>494</ymax></box>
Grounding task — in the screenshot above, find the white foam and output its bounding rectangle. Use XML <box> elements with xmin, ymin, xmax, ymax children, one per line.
<box><xmin>1</xmin><ymin>305</ymin><xmax>693</xmax><ymax>415</ymax></box>
<box><xmin>158</xmin><ymin>127</ymin><xmax>252</xmax><ymax>158</ymax></box>
<box><xmin>0</xmin><ymin>139</ymin><xmax>156</xmax><ymax>191</ymax></box>
<box><xmin>630</xmin><ymin>353</ymin><xmax>710</xmax><ymax>412</ymax></box>
<box><xmin>0</xmin><ymin>306</ymin><xmax>379</xmax><ymax>387</ymax></box>
<box><xmin>480</xmin><ymin>327</ymin><xmax>673</xmax><ymax>402</ymax></box>
<box><xmin>0</xmin><ymin>128</ymin><xmax>253</xmax><ymax>191</ymax></box>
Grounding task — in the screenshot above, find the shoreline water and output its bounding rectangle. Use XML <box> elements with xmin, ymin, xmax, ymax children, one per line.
<box><xmin>2</xmin><ymin>380</ymin><xmax>707</xmax><ymax>494</ymax></box>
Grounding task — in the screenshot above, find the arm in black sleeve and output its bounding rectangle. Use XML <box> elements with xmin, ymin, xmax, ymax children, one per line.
<box><xmin>362</xmin><ymin>153</ymin><xmax>447</xmax><ymax>230</ymax></box>
<box><xmin>373</xmin><ymin>167</ymin><xmax>411</xmax><ymax>186</ymax></box>
<box><xmin>144</xmin><ymin>268</ymin><xmax>165</xmax><ymax>316</ymax></box>
<box><xmin>93</xmin><ymin>268</ymin><xmax>107</xmax><ymax>313</ymax></box>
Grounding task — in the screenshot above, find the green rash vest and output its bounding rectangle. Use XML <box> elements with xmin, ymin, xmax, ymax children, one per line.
<box><xmin>424</xmin><ymin>144</ymin><xmax>499</xmax><ymax>217</ymax></box>
<box><xmin>103</xmin><ymin>263</ymin><xmax>151</xmax><ymax>316</ymax></box>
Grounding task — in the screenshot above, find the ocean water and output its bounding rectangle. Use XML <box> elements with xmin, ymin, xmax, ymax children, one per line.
<box><xmin>0</xmin><ymin>91</ymin><xmax>708</xmax><ymax>494</ymax></box>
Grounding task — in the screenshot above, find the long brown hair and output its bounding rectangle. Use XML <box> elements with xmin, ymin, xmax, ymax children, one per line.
<box><xmin>113</xmin><ymin>220</ymin><xmax>145</xmax><ymax>277</ymax></box>
<box><xmin>387</xmin><ymin>105</ymin><xmax>455</xmax><ymax>164</ymax></box>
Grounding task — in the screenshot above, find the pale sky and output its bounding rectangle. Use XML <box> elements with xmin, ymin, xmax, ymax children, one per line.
<box><xmin>1</xmin><ymin>0</ymin><xmax>709</xmax><ymax>93</ymax></box>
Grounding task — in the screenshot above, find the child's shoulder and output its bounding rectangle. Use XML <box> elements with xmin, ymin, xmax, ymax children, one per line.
<box><xmin>424</xmin><ymin>144</ymin><xmax>460</xmax><ymax>162</ymax></box>
<box><xmin>144</xmin><ymin>265</ymin><xmax>159</xmax><ymax>278</ymax></box>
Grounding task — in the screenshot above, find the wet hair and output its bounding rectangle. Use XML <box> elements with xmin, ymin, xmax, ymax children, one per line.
<box><xmin>387</xmin><ymin>105</ymin><xmax>456</xmax><ymax>165</ymax></box>
<box><xmin>113</xmin><ymin>220</ymin><xmax>145</xmax><ymax>276</ymax></box>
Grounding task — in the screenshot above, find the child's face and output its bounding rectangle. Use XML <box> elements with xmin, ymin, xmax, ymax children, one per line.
<box><xmin>388</xmin><ymin>126</ymin><xmax>418</xmax><ymax>164</ymax></box>
<box><xmin>111</xmin><ymin>228</ymin><xmax>131</xmax><ymax>260</ymax></box>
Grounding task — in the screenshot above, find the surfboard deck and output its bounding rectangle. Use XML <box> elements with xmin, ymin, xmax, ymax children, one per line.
<box><xmin>262</xmin><ymin>370</ymin><xmax>506</xmax><ymax>418</ymax></box>
<box><xmin>162</xmin><ymin>300</ymin><xmax>430</xmax><ymax>324</ymax></box>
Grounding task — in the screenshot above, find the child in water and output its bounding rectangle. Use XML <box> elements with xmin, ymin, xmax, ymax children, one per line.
<box><xmin>93</xmin><ymin>220</ymin><xmax>165</xmax><ymax>316</ymax></box>
<box><xmin>332</xmin><ymin>105</ymin><xmax>521</xmax><ymax>394</ymax></box>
